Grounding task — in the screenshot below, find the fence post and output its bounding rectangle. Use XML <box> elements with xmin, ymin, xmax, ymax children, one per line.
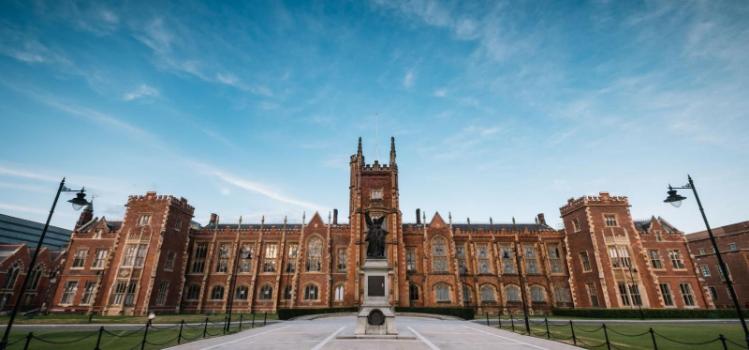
<box><xmin>510</xmin><ymin>314</ymin><xmax>515</xmax><ymax>332</ymax></box>
<box><xmin>486</xmin><ymin>313</ymin><xmax>490</xmax><ymax>326</ymax></box>
<box><xmin>89</xmin><ymin>313</ymin><xmax>94</xmax><ymax>323</ymax></box>
<box><xmin>140</xmin><ymin>319</ymin><xmax>151</xmax><ymax>350</ymax></box>
<box><xmin>22</xmin><ymin>332</ymin><xmax>32</xmax><ymax>350</ymax></box>
<box><xmin>94</xmin><ymin>326</ymin><xmax>104</xmax><ymax>350</ymax></box>
<box><xmin>203</xmin><ymin>317</ymin><xmax>209</xmax><ymax>338</ymax></box>
<box><xmin>223</xmin><ymin>315</ymin><xmax>228</xmax><ymax>335</ymax></box>
<box><xmin>263</xmin><ymin>312</ymin><xmax>267</xmax><ymax>326</ymax></box>
<box><xmin>544</xmin><ymin>317</ymin><xmax>550</xmax><ymax>339</ymax></box>
<box><xmin>177</xmin><ymin>320</ymin><xmax>184</xmax><ymax>345</ymax></box>
<box><xmin>719</xmin><ymin>334</ymin><xmax>728</xmax><ymax>350</ymax></box>
<box><xmin>251</xmin><ymin>313</ymin><xmax>256</xmax><ymax>329</ymax></box>
<box><xmin>649</xmin><ymin>327</ymin><xmax>657</xmax><ymax>350</ymax></box>
<box><xmin>497</xmin><ymin>313</ymin><xmax>501</xmax><ymax>329</ymax></box>
<box><xmin>602</xmin><ymin>323</ymin><xmax>611</xmax><ymax>350</ymax></box>
<box><xmin>570</xmin><ymin>320</ymin><xmax>577</xmax><ymax>346</ymax></box>
<box><xmin>239</xmin><ymin>314</ymin><xmax>244</xmax><ymax>331</ymax></box>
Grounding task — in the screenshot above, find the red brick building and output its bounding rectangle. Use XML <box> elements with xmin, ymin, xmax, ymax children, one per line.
<box><xmin>48</xmin><ymin>138</ymin><xmax>711</xmax><ymax>315</ymax></box>
<box><xmin>0</xmin><ymin>244</ymin><xmax>62</xmax><ymax>312</ymax></box>
<box><xmin>687</xmin><ymin>221</ymin><xmax>749</xmax><ymax>309</ymax></box>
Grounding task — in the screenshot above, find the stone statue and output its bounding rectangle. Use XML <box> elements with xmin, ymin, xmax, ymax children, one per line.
<box><xmin>365</xmin><ymin>211</ymin><xmax>387</xmax><ymax>258</ymax></box>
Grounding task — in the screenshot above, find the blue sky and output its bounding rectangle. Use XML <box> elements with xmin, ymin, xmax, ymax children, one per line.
<box><xmin>1</xmin><ymin>1</ymin><xmax>747</xmax><ymax>232</ymax></box>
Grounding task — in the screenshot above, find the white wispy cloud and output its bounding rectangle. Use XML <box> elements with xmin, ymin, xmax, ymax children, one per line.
<box><xmin>0</xmin><ymin>203</ymin><xmax>47</xmax><ymax>215</ymax></box>
<box><xmin>433</xmin><ymin>88</ymin><xmax>447</xmax><ymax>97</ymax></box>
<box><xmin>209</xmin><ymin>169</ymin><xmax>329</xmax><ymax>212</ymax></box>
<box><xmin>0</xmin><ymin>165</ymin><xmax>59</xmax><ymax>182</ymax></box>
<box><xmin>123</xmin><ymin>84</ymin><xmax>159</xmax><ymax>101</ymax></box>
<box><xmin>403</xmin><ymin>70</ymin><xmax>415</xmax><ymax>88</ymax></box>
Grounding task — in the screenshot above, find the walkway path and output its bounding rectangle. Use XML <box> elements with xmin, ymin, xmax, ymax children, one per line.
<box><xmin>169</xmin><ymin>316</ymin><xmax>581</xmax><ymax>350</ymax></box>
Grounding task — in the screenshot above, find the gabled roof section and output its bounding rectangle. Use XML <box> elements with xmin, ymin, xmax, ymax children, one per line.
<box><xmin>429</xmin><ymin>212</ymin><xmax>446</xmax><ymax>228</ymax></box>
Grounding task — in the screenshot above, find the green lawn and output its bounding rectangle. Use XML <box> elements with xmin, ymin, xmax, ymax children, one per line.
<box><xmin>0</xmin><ymin>312</ymin><xmax>277</xmax><ymax>324</ymax></box>
<box><xmin>490</xmin><ymin>320</ymin><xmax>748</xmax><ymax>350</ymax></box>
<box><xmin>5</xmin><ymin>317</ymin><xmax>269</xmax><ymax>350</ymax></box>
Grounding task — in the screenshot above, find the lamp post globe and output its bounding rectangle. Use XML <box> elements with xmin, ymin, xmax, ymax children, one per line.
<box><xmin>68</xmin><ymin>190</ymin><xmax>89</xmax><ymax>210</ymax></box>
<box><xmin>663</xmin><ymin>188</ymin><xmax>686</xmax><ymax>207</ymax></box>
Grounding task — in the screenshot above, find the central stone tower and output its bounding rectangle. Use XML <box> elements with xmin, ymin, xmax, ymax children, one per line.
<box><xmin>349</xmin><ymin>137</ymin><xmax>402</xmax><ymax>336</ymax></box>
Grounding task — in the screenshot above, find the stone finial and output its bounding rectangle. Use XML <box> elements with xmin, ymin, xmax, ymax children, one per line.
<box><xmin>389</xmin><ymin>136</ymin><xmax>396</xmax><ymax>165</ymax></box>
<box><xmin>357</xmin><ymin>137</ymin><xmax>363</xmax><ymax>157</ymax></box>
<box><xmin>490</xmin><ymin>217</ymin><xmax>493</xmax><ymax>225</ymax></box>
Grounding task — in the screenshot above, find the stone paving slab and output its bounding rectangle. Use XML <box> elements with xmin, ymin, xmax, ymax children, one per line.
<box><xmin>169</xmin><ymin>316</ymin><xmax>582</xmax><ymax>350</ymax></box>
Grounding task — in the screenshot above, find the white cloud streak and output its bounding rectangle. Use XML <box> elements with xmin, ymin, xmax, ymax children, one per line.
<box><xmin>123</xmin><ymin>84</ymin><xmax>159</xmax><ymax>101</ymax></box>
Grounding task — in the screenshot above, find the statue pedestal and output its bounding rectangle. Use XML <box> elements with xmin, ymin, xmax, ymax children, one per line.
<box><xmin>354</xmin><ymin>259</ymin><xmax>398</xmax><ymax>336</ymax></box>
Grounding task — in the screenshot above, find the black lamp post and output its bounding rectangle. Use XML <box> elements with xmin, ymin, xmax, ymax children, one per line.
<box><xmin>0</xmin><ymin>178</ymin><xmax>89</xmax><ymax>350</ymax></box>
<box><xmin>512</xmin><ymin>217</ymin><xmax>531</xmax><ymax>335</ymax></box>
<box><xmin>664</xmin><ymin>175</ymin><xmax>748</xmax><ymax>347</ymax></box>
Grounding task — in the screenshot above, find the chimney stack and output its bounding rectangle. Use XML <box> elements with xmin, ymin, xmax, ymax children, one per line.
<box><xmin>209</xmin><ymin>213</ymin><xmax>219</xmax><ymax>226</ymax></box>
<box><xmin>536</xmin><ymin>213</ymin><xmax>546</xmax><ymax>226</ymax></box>
<box><xmin>416</xmin><ymin>208</ymin><xmax>421</xmax><ymax>224</ymax></box>
<box><xmin>333</xmin><ymin>209</ymin><xmax>338</xmax><ymax>225</ymax></box>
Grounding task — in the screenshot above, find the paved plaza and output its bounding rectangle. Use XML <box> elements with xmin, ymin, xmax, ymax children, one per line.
<box><xmin>170</xmin><ymin>316</ymin><xmax>581</xmax><ymax>350</ymax></box>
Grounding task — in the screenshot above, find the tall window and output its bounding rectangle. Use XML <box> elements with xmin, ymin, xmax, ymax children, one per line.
<box><xmin>709</xmin><ymin>286</ymin><xmax>718</xmax><ymax>301</ymax></box>
<box><xmin>155</xmin><ymin>281</ymin><xmax>169</xmax><ymax>305</ymax></box>
<box><xmin>701</xmin><ymin>265</ymin><xmax>711</xmax><ymax>277</ymax></box>
<box><xmin>164</xmin><ymin>251</ymin><xmax>176</xmax><ymax>271</ymax></box>
<box><xmin>500</xmin><ymin>245</ymin><xmax>515</xmax><ymax>274</ymax></box>
<box><xmin>304</xmin><ymin>284</ymin><xmax>319</xmax><ymax>300</ymax></box>
<box><xmin>124</xmin><ymin>279</ymin><xmax>137</xmax><ymax>305</ymax></box>
<box><xmin>505</xmin><ymin>285</ymin><xmax>521</xmax><ymax>302</ymax></box>
<box><xmin>137</xmin><ymin>214</ymin><xmax>151</xmax><ymax>226</ymax></box>
<box><xmin>123</xmin><ymin>244</ymin><xmax>147</xmax><ymax>267</ymax></box>
<box><xmin>72</xmin><ymin>249</ymin><xmax>88</xmax><ymax>268</ymax></box>
<box><xmin>263</xmin><ymin>243</ymin><xmax>278</xmax><ymax>272</ymax></box>
<box><xmin>477</xmin><ymin>244</ymin><xmax>490</xmax><ymax>274</ymax></box>
<box><xmin>409</xmin><ymin>284</ymin><xmax>419</xmax><ymax>301</ymax></box>
<box><xmin>285</xmin><ymin>244</ymin><xmax>297</xmax><ymax>273</ymax></box>
<box><xmin>4</xmin><ymin>263</ymin><xmax>20</xmax><ymax>289</ymax></box>
<box><xmin>618</xmin><ymin>282</ymin><xmax>631</xmax><ymax>306</ymax></box>
<box><xmin>334</xmin><ymin>285</ymin><xmax>344</xmax><ymax>301</ymax></box>
<box><xmin>524</xmin><ymin>245</ymin><xmax>539</xmax><ymax>274</ymax></box>
<box><xmin>337</xmin><ymin>247</ymin><xmax>347</xmax><ymax>272</ymax></box>
<box><xmin>456</xmin><ymin>244</ymin><xmax>467</xmax><ymax>274</ymax></box>
<box><xmin>649</xmin><ymin>250</ymin><xmax>663</xmax><ymax>269</ymax></box>
<box><xmin>669</xmin><ymin>249</ymin><xmax>685</xmax><ymax>269</ymax></box>
<box><xmin>580</xmin><ymin>252</ymin><xmax>592</xmax><ymax>272</ymax></box>
<box><xmin>60</xmin><ymin>281</ymin><xmax>78</xmax><ymax>304</ymax></box>
<box><xmin>680</xmin><ymin>283</ymin><xmax>695</xmax><ymax>306</ymax></box>
<box><xmin>370</xmin><ymin>188</ymin><xmax>383</xmax><ymax>200</ymax></box>
<box><xmin>431</xmin><ymin>237</ymin><xmax>448</xmax><ymax>273</ymax></box>
<box><xmin>239</xmin><ymin>244</ymin><xmax>254</xmax><ymax>273</ymax></box>
<box><xmin>111</xmin><ymin>279</ymin><xmax>137</xmax><ymax>306</ymax></box>
<box><xmin>26</xmin><ymin>266</ymin><xmax>43</xmax><ymax>290</ymax></box>
<box><xmin>81</xmin><ymin>281</ymin><xmax>95</xmax><ymax>305</ymax></box>
<box><xmin>435</xmin><ymin>283</ymin><xmax>450</xmax><ymax>302</ymax></box>
<box><xmin>215</xmin><ymin>243</ymin><xmax>230</xmax><ymax>273</ymax></box>
<box><xmin>210</xmin><ymin>285</ymin><xmax>224</xmax><ymax>300</ymax></box>
<box><xmin>185</xmin><ymin>285</ymin><xmax>200</xmax><ymax>300</ymax></box>
<box><xmin>571</xmin><ymin>218</ymin><xmax>581</xmax><ymax>232</ymax></box>
<box><xmin>306</xmin><ymin>238</ymin><xmax>322</xmax><ymax>272</ymax></box>
<box><xmin>531</xmin><ymin>286</ymin><xmax>546</xmax><ymax>303</ymax></box>
<box><xmin>191</xmin><ymin>243</ymin><xmax>208</xmax><ymax>273</ymax></box>
<box><xmin>586</xmin><ymin>283</ymin><xmax>599</xmax><ymax>307</ymax></box>
<box><xmin>609</xmin><ymin>246</ymin><xmax>631</xmax><ymax>268</ymax></box>
<box><xmin>547</xmin><ymin>244</ymin><xmax>562</xmax><ymax>273</ymax></box>
<box><xmin>259</xmin><ymin>284</ymin><xmax>273</xmax><ymax>300</ymax></box>
<box><xmin>480</xmin><ymin>285</ymin><xmax>496</xmax><ymax>302</ymax></box>
<box><xmin>406</xmin><ymin>248</ymin><xmax>417</xmax><ymax>272</ymax></box>
<box><xmin>659</xmin><ymin>283</ymin><xmax>673</xmax><ymax>306</ymax></box>
<box><xmin>235</xmin><ymin>286</ymin><xmax>249</xmax><ymax>300</ymax></box>
<box><xmin>604</xmin><ymin>214</ymin><xmax>618</xmax><ymax>227</ymax></box>
<box><xmin>554</xmin><ymin>286</ymin><xmax>571</xmax><ymax>303</ymax></box>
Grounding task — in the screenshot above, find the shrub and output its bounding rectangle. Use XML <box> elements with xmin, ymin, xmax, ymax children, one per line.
<box><xmin>552</xmin><ymin>307</ymin><xmax>741</xmax><ymax>319</ymax></box>
<box><xmin>394</xmin><ymin>307</ymin><xmax>475</xmax><ymax>320</ymax></box>
<box><xmin>277</xmin><ymin>307</ymin><xmax>357</xmax><ymax>320</ymax></box>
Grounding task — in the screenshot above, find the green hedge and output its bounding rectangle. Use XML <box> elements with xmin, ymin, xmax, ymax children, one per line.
<box><xmin>394</xmin><ymin>307</ymin><xmax>475</xmax><ymax>320</ymax></box>
<box><xmin>277</xmin><ymin>307</ymin><xmax>358</xmax><ymax>320</ymax></box>
<box><xmin>552</xmin><ymin>308</ymin><xmax>742</xmax><ymax>319</ymax></box>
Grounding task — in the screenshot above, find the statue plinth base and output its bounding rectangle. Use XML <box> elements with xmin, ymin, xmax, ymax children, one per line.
<box><xmin>354</xmin><ymin>259</ymin><xmax>398</xmax><ymax>336</ymax></box>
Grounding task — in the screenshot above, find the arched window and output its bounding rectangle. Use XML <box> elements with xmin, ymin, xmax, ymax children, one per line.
<box><xmin>185</xmin><ymin>284</ymin><xmax>200</xmax><ymax>300</ymax></box>
<box><xmin>431</xmin><ymin>236</ymin><xmax>448</xmax><ymax>272</ymax></box>
<box><xmin>304</xmin><ymin>284</ymin><xmax>319</xmax><ymax>300</ymax></box>
<box><xmin>480</xmin><ymin>285</ymin><xmax>496</xmax><ymax>302</ymax></box>
<box><xmin>306</xmin><ymin>237</ymin><xmax>322</xmax><ymax>272</ymax></box>
<box><xmin>409</xmin><ymin>284</ymin><xmax>420</xmax><ymax>301</ymax></box>
<box><xmin>259</xmin><ymin>284</ymin><xmax>273</xmax><ymax>300</ymax></box>
<box><xmin>435</xmin><ymin>283</ymin><xmax>450</xmax><ymax>302</ymax></box>
<box><xmin>210</xmin><ymin>285</ymin><xmax>224</xmax><ymax>300</ymax></box>
<box><xmin>283</xmin><ymin>285</ymin><xmax>293</xmax><ymax>300</ymax></box>
<box><xmin>235</xmin><ymin>286</ymin><xmax>249</xmax><ymax>300</ymax></box>
<box><xmin>4</xmin><ymin>263</ymin><xmax>20</xmax><ymax>289</ymax></box>
<box><xmin>334</xmin><ymin>285</ymin><xmax>344</xmax><ymax>301</ymax></box>
<box><xmin>505</xmin><ymin>285</ymin><xmax>521</xmax><ymax>302</ymax></box>
<box><xmin>27</xmin><ymin>266</ymin><xmax>44</xmax><ymax>290</ymax></box>
<box><xmin>462</xmin><ymin>284</ymin><xmax>473</xmax><ymax>304</ymax></box>
<box><xmin>531</xmin><ymin>286</ymin><xmax>546</xmax><ymax>303</ymax></box>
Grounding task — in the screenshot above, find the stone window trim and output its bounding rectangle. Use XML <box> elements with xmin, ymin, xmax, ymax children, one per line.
<box><xmin>333</xmin><ymin>284</ymin><xmax>345</xmax><ymax>302</ymax></box>
<box><xmin>530</xmin><ymin>285</ymin><xmax>547</xmax><ymax>303</ymax></box>
<box><xmin>303</xmin><ymin>283</ymin><xmax>321</xmax><ymax>301</ymax></box>
<box><xmin>71</xmin><ymin>248</ymin><xmax>88</xmax><ymax>269</ymax></box>
<box><xmin>504</xmin><ymin>284</ymin><xmax>522</xmax><ymax>303</ymax></box>
<box><xmin>259</xmin><ymin>284</ymin><xmax>273</xmax><ymax>300</ymax></box>
<box><xmin>209</xmin><ymin>284</ymin><xmax>225</xmax><ymax>301</ymax></box>
<box><xmin>137</xmin><ymin>213</ymin><xmax>152</xmax><ymax>227</ymax></box>
<box><xmin>603</xmin><ymin>213</ymin><xmax>618</xmax><ymax>227</ymax></box>
<box><xmin>479</xmin><ymin>284</ymin><xmax>497</xmax><ymax>303</ymax></box>
<box><xmin>235</xmin><ymin>285</ymin><xmax>250</xmax><ymax>300</ymax></box>
<box><xmin>434</xmin><ymin>283</ymin><xmax>451</xmax><ymax>303</ymax></box>
<box><xmin>571</xmin><ymin>218</ymin><xmax>582</xmax><ymax>233</ymax></box>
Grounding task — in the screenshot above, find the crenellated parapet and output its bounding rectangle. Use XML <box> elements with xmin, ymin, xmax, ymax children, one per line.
<box><xmin>560</xmin><ymin>192</ymin><xmax>629</xmax><ymax>215</ymax></box>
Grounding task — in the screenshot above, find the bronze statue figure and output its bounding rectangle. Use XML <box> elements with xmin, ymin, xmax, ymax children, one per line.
<box><xmin>365</xmin><ymin>211</ymin><xmax>387</xmax><ymax>258</ymax></box>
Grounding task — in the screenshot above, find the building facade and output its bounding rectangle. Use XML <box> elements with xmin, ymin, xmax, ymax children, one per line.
<box><xmin>687</xmin><ymin>221</ymin><xmax>749</xmax><ymax>309</ymax></box>
<box><xmin>0</xmin><ymin>244</ymin><xmax>62</xmax><ymax>312</ymax></box>
<box><xmin>48</xmin><ymin>138</ymin><xmax>710</xmax><ymax>315</ymax></box>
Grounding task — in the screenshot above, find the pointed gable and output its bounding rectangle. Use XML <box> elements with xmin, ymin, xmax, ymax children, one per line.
<box><xmin>430</xmin><ymin>212</ymin><xmax>446</xmax><ymax>228</ymax></box>
<box><xmin>307</xmin><ymin>211</ymin><xmax>325</xmax><ymax>229</ymax></box>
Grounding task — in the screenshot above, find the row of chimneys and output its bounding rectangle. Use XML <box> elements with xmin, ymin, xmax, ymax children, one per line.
<box><xmin>208</xmin><ymin>209</ymin><xmax>341</xmax><ymax>226</ymax></box>
<box><xmin>414</xmin><ymin>208</ymin><xmax>546</xmax><ymax>226</ymax></box>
